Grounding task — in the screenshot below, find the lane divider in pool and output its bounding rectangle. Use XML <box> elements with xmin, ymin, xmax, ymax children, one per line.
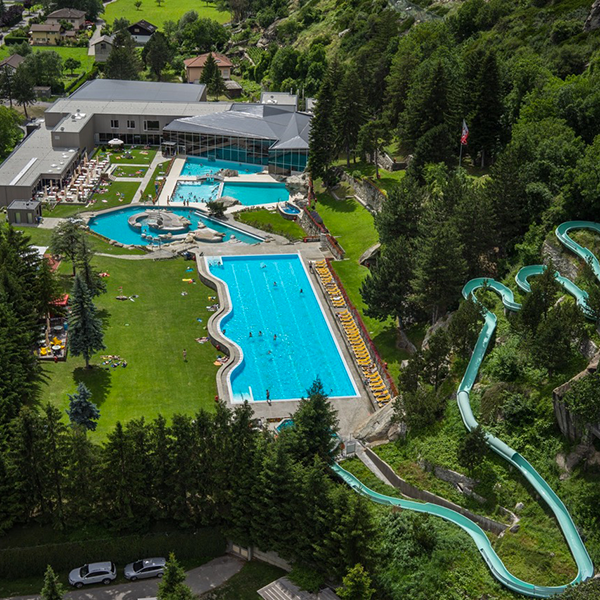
<box><xmin>334</xmin><ymin>221</ymin><xmax>597</xmax><ymax>597</ymax></box>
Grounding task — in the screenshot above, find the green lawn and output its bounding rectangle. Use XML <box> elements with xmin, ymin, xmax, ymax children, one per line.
<box><xmin>103</xmin><ymin>0</ymin><xmax>229</xmax><ymax>27</ymax></box>
<box><xmin>336</xmin><ymin>159</ymin><xmax>406</xmax><ymax>196</ymax></box>
<box><xmin>88</xmin><ymin>181</ymin><xmax>140</xmax><ymax>210</ymax></box>
<box><xmin>235</xmin><ymin>209</ymin><xmax>305</xmax><ymax>241</ymax></box>
<box><xmin>42</xmin><ymin>256</ymin><xmax>220</xmax><ymax>440</ymax></box>
<box><xmin>315</xmin><ymin>187</ymin><xmax>407</xmax><ymax>380</ymax></box>
<box><xmin>142</xmin><ymin>160</ymin><xmax>170</xmax><ymax>201</ymax></box>
<box><xmin>42</xmin><ymin>203</ymin><xmax>85</xmax><ymax>218</ymax></box>
<box><xmin>113</xmin><ymin>165</ymin><xmax>148</xmax><ymax>178</ymax></box>
<box><xmin>0</xmin><ymin>46</ymin><xmax>93</xmax><ymax>78</ymax></box>
<box><xmin>97</xmin><ymin>148</ymin><xmax>157</xmax><ymax>164</ymax></box>
<box><xmin>201</xmin><ymin>561</ymin><xmax>286</xmax><ymax>599</ymax></box>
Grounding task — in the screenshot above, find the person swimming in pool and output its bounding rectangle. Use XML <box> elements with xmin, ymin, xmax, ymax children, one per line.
<box><xmin>259</xmin><ymin>331</ymin><xmax>262</xmax><ymax>336</ymax></box>
<box><xmin>273</xmin><ymin>281</ymin><xmax>277</xmax><ymax>287</ymax></box>
<box><xmin>249</xmin><ymin>331</ymin><xmax>253</xmax><ymax>338</ymax></box>
<box><xmin>273</xmin><ymin>334</ymin><xmax>277</xmax><ymax>341</ymax></box>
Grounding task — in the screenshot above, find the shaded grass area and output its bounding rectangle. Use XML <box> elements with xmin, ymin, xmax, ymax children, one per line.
<box><xmin>88</xmin><ymin>181</ymin><xmax>140</xmax><ymax>211</ymax></box>
<box><xmin>142</xmin><ymin>161</ymin><xmax>170</xmax><ymax>201</ymax></box>
<box><xmin>42</xmin><ymin>203</ymin><xmax>85</xmax><ymax>218</ymax></box>
<box><xmin>315</xmin><ymin>187</ymin><xmax>408</xmax><ymax>380</ymax></box>
<box><xmin>103</xmin><ymin>0</ymin><xmax>229</xmax><ymax>27</ymax></box>
<box><xmin>334</xmin><ymin>159</ymin><xmax>406</xmax><ymax>196</ymax></box>
<box><xmin>113</xmin><ymin>165</ymin><xmax>148</xmax><ymax>178</ymax></box>
<box><xmin>201</xmin><ymin>561</ymin><xmax>286</xmax><ymax>599</ymax></box>
<box><xmin>235</xmin><ymin>209</ymin><xmax>305</xmax><ymax>241</ymax></box>
<box><xmin>42</xmin><ymin>256</ymin><xmax>220</xmax><ymax>440</ymax></box>
<box><xmin>13</xmin><ymin>226</ymin><xmax>145</xmax><ymax>256</ymax></box>
<box><xmin>97</xmin><ymin>149</ymin><xmax>157</xmax><ymax>165</ymax></box>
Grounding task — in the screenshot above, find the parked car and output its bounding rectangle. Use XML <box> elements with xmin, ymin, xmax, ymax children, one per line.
<box><xmin>68</xmin><ymin>562</ymin><xmax>117</xmax><ymax>588</ymax></box>
<box><xmin>124</xmin><ymin>557</ymin><xmax>166</xmax><ymax>581</ymax></box>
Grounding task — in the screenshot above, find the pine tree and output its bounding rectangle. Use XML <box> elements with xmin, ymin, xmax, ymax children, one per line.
<box><xmin>336</xmin><ymin>564</ymin><xmax>375</xmax><ymax>600</ymax></box>
<box><xmin>40</xmin><ymin>565</ymin><xmax>65</xmax><ymax>600</ymax></box>
<box><xmin>42</xmin><ymin>404</ymin><xmax>68</xmax><ymax>528</ymax></box>
<box><xmin>148</xmin><ymin>415</ymin><xmax>174</xmax><ymax>521</ymax></box>
<box><xmin>66</xmin><ymin>382</ymin><xmax>100</xmax><ymax>431</ymax></box>
<box><xmin>143</xmin><ymin>31</ymin><xmax>172</xmax><ymax>81</ymax></box>
<box><xmin>283</xmin><ymin>378</ymin><xmax>339</xmax><ymax>466</ymax></box>
<box><xmin>75</xmin><ymin>236</ymin><xmax>106</xmax><ymax>298</ymax></box>
<box><xmin>11</xmin><ymin>67</ymin><xmax>35</xmax><ymax>119</ymax></box>
<box><xmin>68</xmin><ymin>274</ymin><xmax>105</xmax><ymax>369</ymax></box>
<box><xmin>199</xmin><ymin>53</ymin><xmax>218</xmax><ymax>87</ymax></box>
<box><xmin>308</xmin><ymin>58</ymin><xmax>341</xmax><ymax>180</ymax></box>
<box><xmin>49</xmin><ymin>219</ymin><xmax>84</xmax><ymax>277</ymax></box>
<box><xmin>335</xmin><ymin>67</ymin><xmax>367</xmax><ymax>166</ymax></box>
<box><xmin>157</xmin><ymin>554</ymin><xmax>194</xmax><ymax>600</ymax></box>
<box><xmin>209</xmin><ymin>68</ymin><xmax>227</xmax><ymax>101</ymax></box>
<box><xmin>105</xmin><ymin>32</ymin><xmax>141</xmax><ymax>80</ymax></box>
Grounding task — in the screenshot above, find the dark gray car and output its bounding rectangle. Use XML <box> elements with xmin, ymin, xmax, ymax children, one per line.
<box><xmin>124</xmin><ymin>557</ymin><xmax>166</xmax><ymax>581</ymax></box>
<box><xmin>69</xmin><ymin>562</ymin><xmax>117</xmax><ymax>588</ymax></box>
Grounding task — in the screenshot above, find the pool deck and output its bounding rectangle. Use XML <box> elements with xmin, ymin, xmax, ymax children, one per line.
<box><xmin>196</xmin><ymin>248</ymin><xmax>376</xmax><ymax>438</ymax></box>
<box><xmin>156</xmin><ymin>157</ymin><xmax>281</xmax><ymax>207</ymax></box>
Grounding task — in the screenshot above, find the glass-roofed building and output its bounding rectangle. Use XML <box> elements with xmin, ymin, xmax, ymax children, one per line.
<box><xmin>162</xmin><ymin>104</ymin><xmax>310</xmax><ymax>174</ymax></box>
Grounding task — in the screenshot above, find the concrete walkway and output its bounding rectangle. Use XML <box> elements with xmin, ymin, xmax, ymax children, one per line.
<box><xmin>3</xmin><ymin>556</ymin><xmax>245</xmax><ymax>600</ymax></box>
<box><xmin>134</xmin><ymin>155</ymin><xmax>170</xmax><ymax>204</ymax></box>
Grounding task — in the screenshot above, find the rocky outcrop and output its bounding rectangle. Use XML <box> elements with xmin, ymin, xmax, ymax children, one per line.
<box><xmin>285</xmin><ymin>173</ymin><xmax>309</xmax><ymax>196</ymax></box>
<box><xmin>585</xmin><ymin>0</ymin><xmax>600</xmax><ymax>31</ymax></box>
<box><xmin>422</xmin><ymin>313</ymin><xmax>452</xmax><ymax>350</ymax></box>
<box><xmin>353</xmin><ymin>402</ymin><xmax>404</xmax><ymax>443</ymax></box>
<box><xmin>553</xmin><ymin>352</ymin><xmax>600</xmax><ymax>442</ymax></box>
<box><xmin>397</xmin><ymin>319</ymin><xmax>417</xmax><ymax>354</ymax></box>
<box><xmin>542</xmin><ymin>239</ymin><xmax>579</xmax><ymax>280</ymax></box>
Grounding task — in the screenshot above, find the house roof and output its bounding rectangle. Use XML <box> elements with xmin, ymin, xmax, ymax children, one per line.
<box><xmin>0</xmin><ymin>54</ymin><xmax>24</xmax><ymax>70</ymax></box>
<box><xmin>68</xmin><ymin>79</ymin><xmax>206</xmax><ymax>103</ymax></box>
<box><xmin>91</xmin><ymin>34</ymin><xmax>114</xmax><ymax>46</ymax></box>
<box><xmin>184</xmin><ymin>52</ymin><xmax>232</xmax><ymax>69</ymax></box>
<box><xmin>47</xmin><ymin>8</ymin><xmax>86</xmax><ymax>19</ymax></box>
<box><xmin>164</xmin><ymin>104</ymin><xmax>311</xmax><ymax>151</ymax></box>
<box><xmin>30</xmin><ymin>23</ymin><xmax>61</xmax><ymax>32</ymax></box>
<box><xmin>128</xmin><ymin>20</ymin><xmax>157</xmax><ymax>35</ymax></box>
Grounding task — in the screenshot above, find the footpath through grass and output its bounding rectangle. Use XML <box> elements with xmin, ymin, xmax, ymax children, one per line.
<box><xmin>42</xmin><ymin>256</ymin><xmax>220</xmax><ymax>440</ymax></box>
<box><xmin>235</xmin><ymin>208</ymin><xmax>305</xmax><ymax>241</ymax></box>
<box><xmin>103</xmin><ymin>0</ymin><xmax>229</xmax><ymax>27</ymax></box>
<box><xmin>315</xmin><ymin>187</ymin><xmax>407</xmax><ymax>380</ymax></box>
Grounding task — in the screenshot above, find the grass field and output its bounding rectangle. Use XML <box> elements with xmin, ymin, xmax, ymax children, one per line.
<box><xmin>235</xmin><ymin>209</ymin><xmax>305</xmax><ymax>241</ymax></box>
<box><xmin>0</xmin><ymin>46</ymin><xmax>94</xmax><ymax>78</ymax></box>
<box><xmin>201</xmin><ymin>561</ymin><xmax>286</xmax><ymax>599</ymax></box>
<box><xmin>142</xmin><ymin>161</ymin><xmax>170</xmax><ymax>201</ymax></box>
<box><xmin>97</xmin><ymin>148</ymin><xmax>157</xmax><ymax>164</ymax></box>
<box><xmin>315</xmin><ymin>188</ymin><xmax>408</xmax><ymax>380</ymax></box>
<box><xmin>336</xmin><ymin>159</ymin><xmax>406</xmax><ymax>196</ymax></box>
<box><xmin>88</xmin><ymin>181</ymin><xmax>140</xmax><ymax>210</ymax></box>
<box><xmin>42</xmin><ymin>256</ymin><xmax>221</xmax><ymax>440</ymax></box>
<box><xmin>42</xmin><ymin>203</ymin><xmax>86</xmax><ymax>218</ymax></box>
<box><xmin>113</xmin><ymin>165</ymin><xmax>148</xmax><ymax>178</ymax></box>
<box><xmin>103</xmin><ymin>0</ymin><xmax>230</xmax><ymax>27</ymax></box>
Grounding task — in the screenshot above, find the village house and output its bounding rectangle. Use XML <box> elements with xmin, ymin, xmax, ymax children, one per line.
<box><xmin>184</xmin><ymin>52</ymin><xmax>232</xmax><ymax>83</ymax></box>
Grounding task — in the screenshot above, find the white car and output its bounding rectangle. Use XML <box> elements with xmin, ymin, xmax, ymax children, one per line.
<box><xmin>124</xmin><ymin>557</ymin><xmax>166</xmax><ymax>581</ymax></box>
<box><xmin>68</xmin><ymin>562</ymin><xmax>117</xmax><ymax>588</ymax></box>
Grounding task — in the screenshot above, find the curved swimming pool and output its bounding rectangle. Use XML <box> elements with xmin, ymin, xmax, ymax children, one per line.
<box><xmin>208</xmin><ymin>254</ymin><xmax>358</xmax><ymax>402</ymax></box>
<box><xmin>88</xmin><ymin>206</ymin><xmax>263</xmax><ymax>246</ymax></box>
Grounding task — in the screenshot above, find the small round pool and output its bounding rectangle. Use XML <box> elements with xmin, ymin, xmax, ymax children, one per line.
<box><xmin>89</xmin><ymin>206</ymin><xmax>263</xmax><ymax>246</ymax></box>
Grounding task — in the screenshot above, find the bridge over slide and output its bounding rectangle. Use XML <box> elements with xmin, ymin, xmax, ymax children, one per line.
<box><xmin>333</xmin><ymin>221</ymin><xmax>598</xmax><ymax>597</ymax></box>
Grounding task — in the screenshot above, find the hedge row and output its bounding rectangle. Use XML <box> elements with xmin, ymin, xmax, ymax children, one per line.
<box><xmin>0</xmin><ymin>528</ymin><xmax>226</xmax><ymax>579</ymax></box>
<box><xmin>65</xmin><ymin>64</ymin><xmax>99</xmax><ymax>95</ymax></box>
<box><xmin>3</xmin><ymin>36</ymin><xmax>28</xmax><ymax>46</ymax></box>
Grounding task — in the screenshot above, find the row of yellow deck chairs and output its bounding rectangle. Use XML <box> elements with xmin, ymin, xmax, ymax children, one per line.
<box><xmin>338</xmin><ymin>309</ymin><xmax>392</xmax><ymax>407</ymax></box>
<box><xmin>314</xmin><ymin>260</ymin><xmax>346</xmax><ymax>308</ymax></box>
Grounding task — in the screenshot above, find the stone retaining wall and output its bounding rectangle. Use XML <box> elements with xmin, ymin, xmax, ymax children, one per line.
<box><xmin>337</xmin><ymin>170</ymin><xmax>386</xmax><ymax>212</ymax></box>
<box><xmin>365</xmin><ymin>448</ymin><xmax>508</xmax><ymax>536</ymax></box>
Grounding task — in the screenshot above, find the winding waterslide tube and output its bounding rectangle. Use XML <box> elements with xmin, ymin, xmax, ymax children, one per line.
<box><xmin>333</xmin><ymin>222</ymin><xmax>600</xmax><ymax>596</ymax></box>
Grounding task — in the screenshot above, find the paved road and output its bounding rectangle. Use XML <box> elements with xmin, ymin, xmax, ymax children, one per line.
<box><xmin>5</xmin><ymin>556</ymin><xmax>245</xmax><ymax>600</ymax></box>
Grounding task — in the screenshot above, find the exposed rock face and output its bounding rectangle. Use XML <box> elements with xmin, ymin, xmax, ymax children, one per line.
<box><xmin>397</xmin><ymin>319</ymin><xmax>417</xmax><ymax>354</ymax></box>
<box><xmin>422</xmin><ymin>313</ymin><xmax>452</xmax><ymax>350</ymax></box>
<box><xmin>542</xmin><ymin>239</ymin><xmax>579</xmax><ymax>280</ymax></box>
<box><xmin>285</xmin><ymin>173</ymin><xmax>308</xmax><ymax>196</ymax></box>
<box><xmin>585</xmin><ymin>0</ymin><xmax>600</xmax><ymax>31</ymax></box>
<box><xmin>553</xmin><ymin>352</ymin><xmax>600</xmax><ymax>442</ymax></box>
<box><xmin>353</xmin><ymin>402</ymin><xmax>404</xmax><ymax>443</ymax></box>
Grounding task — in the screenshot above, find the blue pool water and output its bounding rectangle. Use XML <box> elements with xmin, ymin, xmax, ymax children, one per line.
<box><xmin>281</xmin><ymin>202</ymin><xmax>300</xmax><ymax>214</ymax></box>
<box><xmin>208</xmin><ymin>254</ymin><xmax>358</xmax><ymax>401</ymax></box>
<box><xmin>88</xmin><ymin>206</ymin><xmax>263</xmax><ymax>246</ymax></box>
<box><xmin>223</xmin><ymin>182</ymin><xmax>289</xmax><ymax>206</ymax></box>
<box><xmin>172</xmin><ymin>181</ymin><xmax>290</xmax><ymax>206</ymax></box>
<box><xmin>181</xmin><ymin>157</ymin><xmax>264</xmax><ymax>177</ymax></box>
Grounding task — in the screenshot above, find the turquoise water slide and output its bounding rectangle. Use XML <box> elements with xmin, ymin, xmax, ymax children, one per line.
<box><xmin>333</xmin><ymin>222</ymin><xmax>599</xmax><ymax>597</ymax></box>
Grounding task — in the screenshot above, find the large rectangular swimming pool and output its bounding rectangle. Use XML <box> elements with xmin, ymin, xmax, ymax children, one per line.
<box><xmin>172</xmin><ymin>181</ymin><xmax>289</xmax><ymax>206</ymax></box>
<box><xmin>207</xmin><ymin>254</ymin><xmax>358</xmax><ymax>402</ymax></box>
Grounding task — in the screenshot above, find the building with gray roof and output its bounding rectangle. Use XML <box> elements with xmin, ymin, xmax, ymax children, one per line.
<box><xmin>69</xmin><ymin>79</ymin><xmax>207</xmax><ymax>103</ymax></box>
<box><xmin>163</xmin><ymin>104</ymin><xmax>310</xmax><ymax>172</ymax></box>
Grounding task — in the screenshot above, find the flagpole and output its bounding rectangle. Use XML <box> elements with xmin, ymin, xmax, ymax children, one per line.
<box><xmin>459</xmin><ymin>142</ymin><xmax>463</xmax><ymax>168</ymax></box>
